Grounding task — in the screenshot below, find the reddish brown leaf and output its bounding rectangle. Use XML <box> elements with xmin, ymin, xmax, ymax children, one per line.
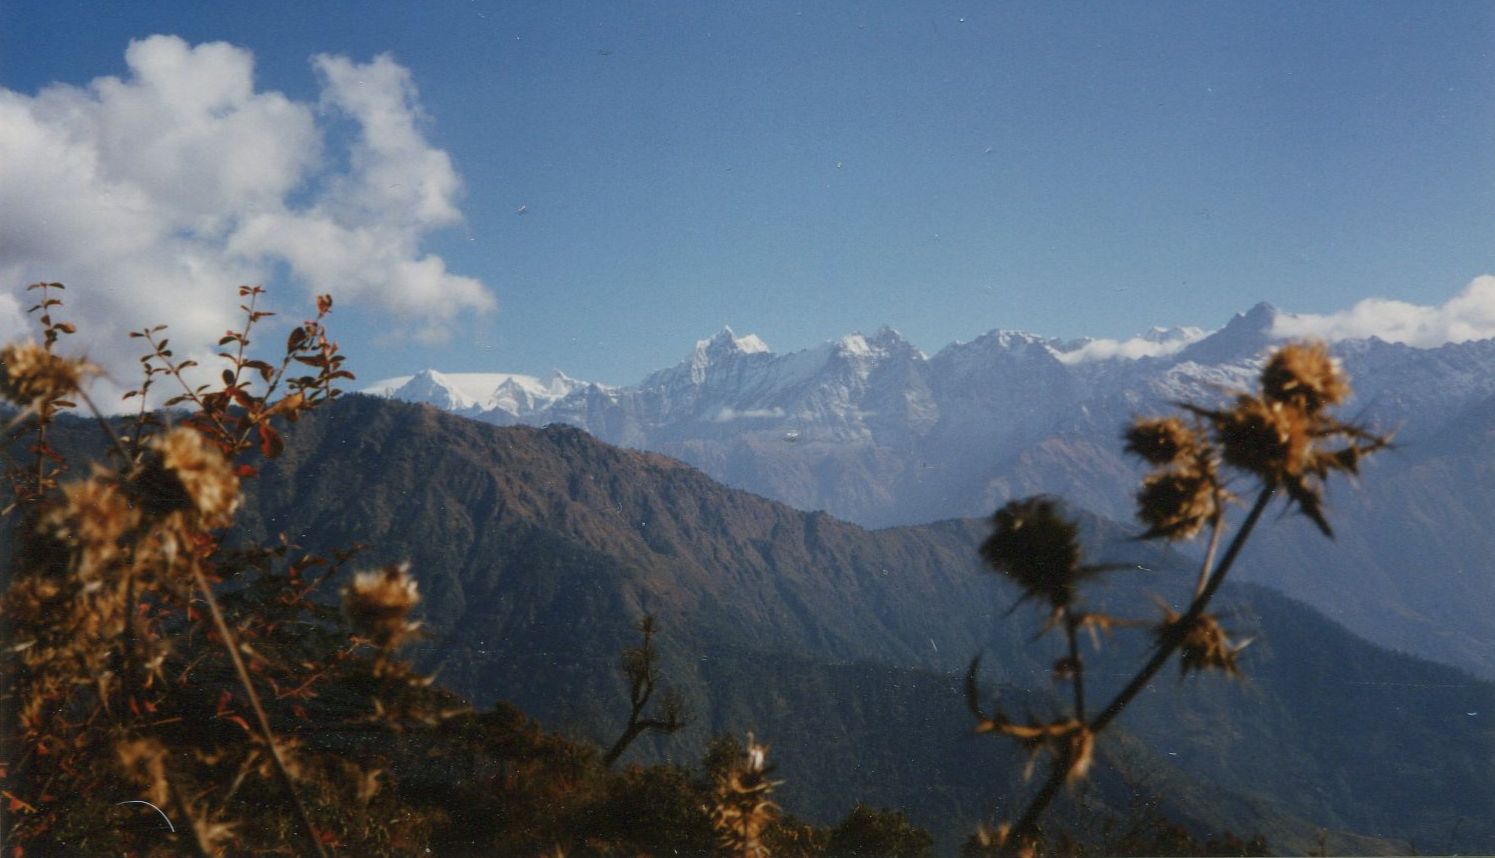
<box><xmin>258</xmin><ymin>422</ymin><xmax>284</xmax><ymax>458</ymax></box>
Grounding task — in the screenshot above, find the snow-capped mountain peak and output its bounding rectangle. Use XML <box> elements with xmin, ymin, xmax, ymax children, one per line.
<box><xmin>367</xmin><ymin>303</ymin><xmax>1495</xmax><ymax>519</ymax></box>
<box><xmin>696</xmin><ymin>326</ymin><xmax>771</xmax><ymax>358</ymax></box>
<box><xmin>1176</xmin><ymin>301</ymin><xmax>1280</xmax><ymax>364</ymax></box>
<box><xmin>867</xmin><ymin>325</ymin><xmax>924</xmax><ymax>358</ymax></box>
<box><xmin>389</xmin><ymin>369</ymin><xmax>479</xmax><ymax>411</ymax></box>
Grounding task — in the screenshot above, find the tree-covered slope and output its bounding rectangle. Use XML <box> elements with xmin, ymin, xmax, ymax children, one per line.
<box><xmin>21</xmin><ymin>396</ymin><xmax>1494</xmax><ymax>852</ymax></box>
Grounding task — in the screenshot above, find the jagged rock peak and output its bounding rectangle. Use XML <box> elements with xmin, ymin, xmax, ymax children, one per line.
<box><xmin>696</xmin><ymin>326</ymin><xmax>771</xmax><ymax>357</ymax></box>
<box><xmin>1176</xmin><ymin>301</ymin><xmax>1280</xmax><ymax>364</ymax></box>
<box><xmin>1238</xmin><ymin>300</ymin><xmax>1280</xmax><ymax>328</ymax></box>
<box><xmin>867</xmin><ymin>325</ymin><xmax>925</xmax><ymax>358</ymax></box>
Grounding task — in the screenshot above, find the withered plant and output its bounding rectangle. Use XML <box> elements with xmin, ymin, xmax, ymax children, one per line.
<box><xmin>966</xmin><ymin>341</ymin><xmax>1390</xmax><ymax>857</ymax></box>
<box><xmin>709</xmin><ymin>732</ymin><xmax>783</xmax><ymax>858</ymax></box>
<box><xmin>602</xmin><ymin>614</ymin><xmax>688</xmax><ymax>768</ymax></box>
<box><xmin>0</xmin><ymin>284</ymin><xmax>456</xmax><ymax>855</ymax></box>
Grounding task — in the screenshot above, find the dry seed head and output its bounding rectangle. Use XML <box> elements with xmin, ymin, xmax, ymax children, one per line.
<box><xmin>1159</xmin><ymin>608</ymin><xmax>1245</xmax><ymax>676</ymax></box>
<box><xmin>1214</xmin><ymin>395</ymin><xmax>1312</xmax><ymax>484</ymax></box>
<box><xmin>1135</xmin><ymin>467</ymin><xmax>1218</xmax><ymax>541</ymax></box>
<box><xmin>344</xmin><ymin>562</ymin><xmax>422</xmax><ymax>650</ymax></box>
<box><xmin>710</xmin><ymin>733</ymin><xmax>780</xmax><ymax>858</ymax></box>
<box><xmin>0</xmin><ymin>341</ymin><xmax>83</xmax><ymax>405</ymax></box>
<box><xmin>981</xmin><ymin>497</ymin><xmax>1083</xmax><ymax>609</ymax></box>
<box><xmin>40</xmin><ymin>475</ymin><xmax>141</xmax><ymax>573</ymax></box>
<box><xmin>132</xmin><ymin>428</ymin><xmax>240</xmax><ymax>527</ymax></box>
<box><xmin>1123</xmin><ymin>417</ymin><xmax>1200</xmax><ymax>467</ymax></box>
<box><xmin>1262</xmin><ymin>340</ymin><xmax>1348</xmax><ymax>414</ymax></box>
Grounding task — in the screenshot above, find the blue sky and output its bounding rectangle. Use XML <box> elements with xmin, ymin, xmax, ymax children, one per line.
<box><xmin>3</xmin><ymin>2</ymin><xmax>1495</xmax><ymax>387</ymax></box>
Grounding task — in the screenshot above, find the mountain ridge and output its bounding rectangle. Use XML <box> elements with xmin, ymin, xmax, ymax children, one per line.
<box><xmin>226</xmin><ymin>396</ymin><xmax>1495</xmax><ymax>853</ymax></box>
<box><xmin>362</xmin><ymin>307</ymin><xmax>1495</xmax><ymax>682</ymax></box>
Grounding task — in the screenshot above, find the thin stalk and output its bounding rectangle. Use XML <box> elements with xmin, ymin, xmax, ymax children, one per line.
<box><xmin>1001</xmin><ymin>487</ymin><xmax>1275</xmax><ymax>856</ymax></box>
<box><xmin>1091</xmin><ymin>486</ymin><xmax>1271</xmax><ymax>734</ymax></box>
<box><xmin>1194</xmin><ymin>503</ymin><xmax>1225</xmax><ymax>599</ymax></box>
<box><xmin>1064</xmin><ymin>609</ymin><xmax>1084</xmax><ymax>722</ymax></box>
<box><xmin>190</xmin><ymin>563</ymin><xmax>328</xmax><ymax>858</ymax></box>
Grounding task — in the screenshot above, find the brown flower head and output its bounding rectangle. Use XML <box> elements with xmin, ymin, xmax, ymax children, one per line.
<box><xmin>1158</xmin><ymin>608</ymin><xmax>1246</xmax><ymax>676</ymax></box>
<box><xmin>1191</xmin><ymin>341</ymin><xmax>1388</xmax><ymax>535</ymax></box>
<box><xmin>1135</xmin><ymin>467</ymin><xmax>1219</xmax><ymax>541</ymax></box>
<box><xmin>0</xmin><ymin>341</ymin><xmax>82</xmax><ymax>405</ymax></box>
<box><xmin>1261</xmin><ymin>340</ymin><xmax>1348</xmax><ymax>414</ymax></box>
<box><xmin>131</xmin><ymin>427</ymin><xmax>240</xmax><ymax>527</ymax></box>
<box><xmin>39</xmin><ymin>475</ymin><xmax>141</xmax><ymax>574</ymax></box>
<box><xmin>343</xmin><ymin>562</ymin><xmax>422</xmax><ymax>651</ymax></box>
<box><xmin>981</xmin><ymin>496</ymin><xmax>1085</xmax><ymax>608</ymax></box>
<box><xmin>1213</xmin><ymin>394</ymin><xmax>1312</xmax><ymax>484</ymax></box>
<box><xmin>1123</xmin><ymin>417</ymin><xmax>1201</xmax><ymax>468</ymax></box>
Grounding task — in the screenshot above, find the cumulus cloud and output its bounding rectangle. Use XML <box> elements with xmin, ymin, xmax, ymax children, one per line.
<box><xmin>0</xmin><ymin>34</ymin><xmax>493</xmax><ymax>391</ymax></box>
<box><xmin>1272</xmin><ymin>277</ymin><xmax>1495</xmax><ymax>347</ymax></box>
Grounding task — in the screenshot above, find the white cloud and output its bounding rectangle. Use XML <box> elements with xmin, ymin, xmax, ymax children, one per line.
<box><xmin>1272</xmin><ymin>277</ymin><xmax>1495</xmax><ymax>347</ymax></box>
<box><xmin>0</xmin><ymin>34</ymin><xmax>494</xmax><ymax>395</ymax></box>
<box><xmin>711</xmin><ymin>406</ymin><xmax>787</xmax><ymax>422</ymax></box>
<box><xmin>1052</xmin><ymin>328</ymin><xmax>1206</xmax><ymax>365</ymax></box>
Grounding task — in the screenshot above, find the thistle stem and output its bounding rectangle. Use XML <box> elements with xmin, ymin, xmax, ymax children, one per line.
<box><xmin>1001</xmin><ymin>487</ymin><xmax>1274</xmax><ymax>856</ymax></box>
<box><xmin>1194</xmin><ymin>503</ymin><xmax>1225</xmax><ymax>599</ymax></box>
<box><xmin>1064</xmin><ymin>609</ymin><xmax>1084</xmax><ymax>722</ymax></box>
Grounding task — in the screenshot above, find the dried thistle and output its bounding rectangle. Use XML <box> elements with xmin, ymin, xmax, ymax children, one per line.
<box><xmin>978</xmin><ymin>341</ymin><xmax>1388</xmax><ymax>852</ymax></box>
<box><xmin>130</xmin><ymin>427</ymin><xmax>241</xmax><ymax>527</ymax></box>
<box><xmin>39</xmin><ymin>473</ymin><xmax>141</xmax><ymax>574</ymax></box>
<box><xmin>1261</xmin><ymin>340</ymin><xmax>1348</xmax><ymax>414</ymax></box>
<box><xmin>343</xmin><ymin>562</ymin><xmax>422</xmax><ymax>653</ymax></box>
<box><xmin>981</xmin><ymin>497</ymin><xmax>1088</xmax><ymax>609</ymax></box>
<box><xmin>1158</xmin><ymin>607</ymin><xmax>1248</xmax><ymax>676</ymax></box>
<box><xmin>1123</xmin><ymin>417</ymin><xmax>1200</xmax><ymax>468</ymax></box>
<box><xmin>1135</xmin><ymin>467</ymin><xmax>1219</xmax><ymax>541</ymax></box>
<box><xmin>710</xmin><ymin>733</ymin><xmax>782</xmax><ymax>858</ymax></box>
<box><xmin>1211</xmin><ymin>394</ymin><xmax>1312</xmax><ymax>484</ymax></box>
<box><xmin>0</xmin><ymin>341</ymin><xmax>84</xmax><ymax>406</ymax></box>
<box><xmin>1183</xmin><ymin>343</ymin><xmax>1390</xmax><ymax>535</ymax></box>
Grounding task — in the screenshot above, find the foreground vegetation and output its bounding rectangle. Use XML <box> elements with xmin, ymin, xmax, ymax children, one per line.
<box><xmin>0</xmin><ymin>285</ymin><xmax>1390</xmax><ymax>855</ymax></box>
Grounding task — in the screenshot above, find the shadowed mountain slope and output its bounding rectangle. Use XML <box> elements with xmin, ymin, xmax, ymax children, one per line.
<box><xmin>207</xmin><ymin>396</ymin><xmax>1495</xmax><ymax>853</ymax></box>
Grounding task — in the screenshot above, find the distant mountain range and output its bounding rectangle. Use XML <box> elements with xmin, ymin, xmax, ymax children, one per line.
<box><xmin>219</xmin><ymin>396</ymin><xmax>1494</xmax><ymax>854</ymax></box>
<box><xmin>366</xmin><ymin>305</ymin><xmax>1495</xmax><ymax>681</ymax></box>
